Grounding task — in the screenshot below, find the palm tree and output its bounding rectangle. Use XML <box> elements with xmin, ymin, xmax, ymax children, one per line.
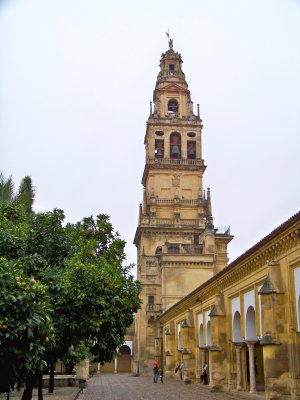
<box><xmin>0</xmin><ymin>173</ymin><xmax>15</xmax><ymax>203</ymax></box>
<box><xmin>0</xmin><ymin>173</ymin><xmax>35</xmax><ymax>213</ymax></box>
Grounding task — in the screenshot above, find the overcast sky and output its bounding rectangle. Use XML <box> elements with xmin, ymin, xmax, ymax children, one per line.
<box><xmin>1</xmin><ymin>0</ymin><xmax>299</xmax><ymax>275</ymax></box>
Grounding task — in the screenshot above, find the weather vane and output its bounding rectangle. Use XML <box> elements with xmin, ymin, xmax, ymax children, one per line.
<box><xmin>166</xmin><ymin>29</ymin><xmax>173</xmax><ymax>50</ymax></box>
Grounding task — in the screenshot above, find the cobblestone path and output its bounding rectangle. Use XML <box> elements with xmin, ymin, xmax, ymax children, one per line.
<box><xmin>81</xmin><ymin>373</ymin><xmax>266</xmax><ymax>400</ymax></box>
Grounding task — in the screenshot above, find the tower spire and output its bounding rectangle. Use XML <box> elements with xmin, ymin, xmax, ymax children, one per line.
<box><xmin>205</xmin><ymin>187</ymin><xmax>214</xmax><ymax>230</ymax></box>
<box><xmin>133</xmin><ymin>45</ymin><xmax>233</xmax><ymax>375</ymax></box>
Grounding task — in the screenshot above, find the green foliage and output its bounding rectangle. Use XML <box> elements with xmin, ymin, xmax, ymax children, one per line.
<box><xmin>0</xmin><ymin>173</ymin><xmax>35</xmax><ymax>214</ymax></box>
<box><xmin>0</xmin><ymin>258</ymin><xmax>52</xmax><ymax>393</ymax></box>
<box><xmin>0</xmin><ymin>191</ymin><xmax>141</xmax><ymax>395</ymax></box>
<box><xmin>17</xmin><ymin>176</ymin><xmax>35</xmax><ymax>214</ymax></box>
<box><xmin>55</xmin><ymin>214</ymin><xmax>141</xmax><ymax>363</ymax></box>
<box><xmin>26</xmin><ymin>209</ymin><xmax>71</xmax><ymax>268</ymax></box>
<box><xmin>0</xmin><ymin>203</ymin><xmax>28</xmax><ymax>259</ymax></box>
<box><xmin>0</xmin><ymin>173</ymin><xmax>15</xmax><ymax>203</ymax></box>
<box><xmin>60</xmin><ymin>342</ymin><xmax>91</xmax><ymax>373</ymax></box>
<box><xmin>65</xmin><ymin>214</ymin><xmax>126</xmax><ymax>266</ymax></box>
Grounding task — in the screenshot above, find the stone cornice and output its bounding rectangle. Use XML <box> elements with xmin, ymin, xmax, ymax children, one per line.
<box><xmin>163</xmin><ymin>261</ymin><xmax>213</xmax><ymax>267</ymax></box>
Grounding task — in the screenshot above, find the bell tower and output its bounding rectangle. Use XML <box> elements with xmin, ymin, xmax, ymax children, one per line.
<box><xmin>133</xmin><ymin>39</ymin><xmax>233</xmax><ymax>375</ymax></box>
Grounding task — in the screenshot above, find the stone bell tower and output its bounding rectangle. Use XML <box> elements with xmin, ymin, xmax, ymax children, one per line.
<box><xmin>133</xmin><ymin>38</ymin><xmax>233</xmax><ymax>375</ymax></box>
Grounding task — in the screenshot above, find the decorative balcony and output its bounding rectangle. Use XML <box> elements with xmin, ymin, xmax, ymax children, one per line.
<box><xmin>146</xmin><ymin>304</ymin><xmax>162</xmax><ymax>313</ymax></box>
<box><xmin>146</xmin><ymin>157</ymin><xmax>204</xmax><ymax>166</ymax></box>
<box><xmin>139</xmin><ymin>216</ymin><xmax>205</xmax><ymax>229</ymax></box>
<box><xmin>149</xmin><ymin>198</ymin><xmax>205</xmax><ymax>207</ymax></box>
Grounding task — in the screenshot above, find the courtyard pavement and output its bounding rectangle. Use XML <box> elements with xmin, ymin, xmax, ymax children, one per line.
<box><xmin>80</xmin><ymin>373</ymin><xmax>266</xmax><ymax>400</ymax></box>
<box><xmin>0</xmin><ymin>386</ymin><xmax>80</xmax><ymax>400</ymax></box>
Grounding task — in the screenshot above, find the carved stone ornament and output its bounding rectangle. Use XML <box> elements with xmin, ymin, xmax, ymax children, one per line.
<box><xmin>172</xmin><ymin>174</ymin><xmax>180</xmax><ymax>187</ymax></box>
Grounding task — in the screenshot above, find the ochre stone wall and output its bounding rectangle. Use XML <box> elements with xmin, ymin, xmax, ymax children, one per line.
<box><xmin>159</xmin><ymin>212</ymin><xmax>300</xmax><ymax>399</ymax></box>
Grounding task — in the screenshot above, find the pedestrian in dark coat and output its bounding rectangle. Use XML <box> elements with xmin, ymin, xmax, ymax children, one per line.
<box><xmin>153</xmin><ymin>365</ymin><xmax>159</xmax><ymax>383</ymax></box>
<box><xmin>200</xmin><ymin>362</ymin><xmax>208</xmax><ymax>384</ymax></box>
<box><xmin>159</xmin><ymin>368</ymin><xmax>163</xmax><ymax>383</ymax></box>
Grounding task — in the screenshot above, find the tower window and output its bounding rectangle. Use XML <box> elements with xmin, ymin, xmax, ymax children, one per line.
<box><xmin>187</xmin><ymin>141</ymin><xmax>196</xmax><ymax>159</ymax></box>
<box><xmin>155</xmin><ymin>139</ymin><xmax>164</xmax><ymax>158</ymax></box>
<box><xmin>168</xmin><ymin>99</ymin><xmax>178</xmax><ymax>116</ymax></box>
<box><xmin>194</xmin><ymin>234</ymin><xmax>199</xmax><ymax>245</ymax></box>
<box><xmin>170</xmin><ymin>132</ymin><xmax>181</xmax><ymax>159</ymax></box>
<box><xmin>155</xmin><ymin>131</ymin><xmax>164</xmax><ymax>136</ymax></box>
<box><xmin>187</xmin><ymin>132</ymin><xmax>196</xmax><ymax>137</ymax></box>
<box><xmin>169</xmin><ymin>64</ymin><xmax>175</xmax><ymax>75</ymax></box>
<box><xmin>168</xmin><ymin>246</ymin><xmax>180</xmax><ymax>254</ymax></box>
<box><xmin>148</xmin><ymin>296</ymin><xmax>155</xmax><ymax>310</ymax></box>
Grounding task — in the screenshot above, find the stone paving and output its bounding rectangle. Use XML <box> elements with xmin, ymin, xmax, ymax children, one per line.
<box><xmin>80</xmin><ymin>373</ymin><xmax>266</xmax><ymax>400</ymax></box>
<box><xmin>0</xmin><ymin>386</ymin><xmax>80</xmax><ymax>400</ymax></box>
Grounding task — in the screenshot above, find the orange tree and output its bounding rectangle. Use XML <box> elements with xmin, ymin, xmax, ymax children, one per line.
<box><xmin>0</xmin><ymin>205</ymin><xmax>52</xmax><ymax>394</ymax></box>
<box><xmin>52</xmin><ymin>215</ymin><xmax>141</xmax><ymax>364</ymax></box>
<box><xmin>0</xmin><ymin>203</ymin><xmax>141</xmax><ymax>399</ymax></box>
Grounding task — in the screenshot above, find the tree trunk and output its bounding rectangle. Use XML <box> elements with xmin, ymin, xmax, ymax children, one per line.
<box><xmin>48</xmin><ymin>364</ymin><xmax>55</xmax><ymax>394</ymax></box>
<box><xmin>38</xmin><ymin>372</ymin><xmax>43</xmax><ymax>400</ymax></box>
<box><xmin>21</xmin><ymin>381</ymin><xmax>34</xmax><ymax>400</ymax></box>
<box><xmin>6</xmin><ymin>391</ymin><xmax>10</xmax><ymax>400</ymax></box>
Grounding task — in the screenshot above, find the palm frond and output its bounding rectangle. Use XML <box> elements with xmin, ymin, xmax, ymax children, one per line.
<box><xmin>0</xmin><ymin>173</ymin><xmax>15</xmax><ymax>203</ymax></box>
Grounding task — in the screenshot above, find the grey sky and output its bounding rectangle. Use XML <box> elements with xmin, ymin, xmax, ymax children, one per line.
<box><xmin>1</xmin><ymin>0</ymin><xmax>299</xmax><ymax>274</ymax></box>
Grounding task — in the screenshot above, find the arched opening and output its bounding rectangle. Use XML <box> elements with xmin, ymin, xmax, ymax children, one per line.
<box><xmin>245</xmin><ymin>306</ymin><xmax>256</xmax><ymax>340</ymax></box>
<box><xmin>118</xmin><ymin>344</ymin><xmax>131</xmax><ymax>355</ymax></box>
<box><xmin>168</xmin><ymin>99</ymin><xmax>178</xmax><ymax>115</ymax></box>
<box><xmin>233</xmin><ymin>311</ymin><xmax>242</xmax><ymax>342</ymax></box>
<box><xmin>187</xmin><ymin>141</ymin><xmax>196</xmax><ymax>159</ymax></box>
<box><xmin>177</xmin><ymin>323</ymin><xmax>181</xmax><ymax>350</ymax></box>
<box><xmin>168</xmin><ymin>64</ymin><xmax>175</xmax><ymax>75</ymax></box>
<box><xmin>155</xmin><ymin>139</ymin><xmax>164</xmax><ymax>158</ymax></box>
<box><xmin>199</xmin><ymin>323</ymin><xmax>204</xmax><ymax>346</ymax></box>
<box><xmin>170</xmin><ymin>133</ymin><xmax>181</xmax><ymax>159</ymax></box>
<box><xmin>206</xmin><ymin>321</ymin><xmax>211</xmax><ymax>345</ymax></box>
<box><xmin>117</xmin><ymin>344</ymin><xmax>132</xmax><ymax>372</ymax></box>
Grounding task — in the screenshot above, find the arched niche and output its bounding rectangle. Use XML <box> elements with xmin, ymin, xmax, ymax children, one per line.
<box><xmin>245</xmin><ymin>306</ymin><xmax>256</xmax><ymax>340</ymax></box>
<box><xmin>187</xmin><ymin>141</ymin><xmax>196</xmax><ymax>159</ymax></box>
<box><xmin>177</xmin><ymin>323</ymin><xmax>182</xmax><ymax>350</ymax></box>
<box><xmin>155</xmin><ymin>139</ymin><xmax>164</xmax><ymax>158</ymax></box>
<box><xmin>170</xmin><ymin>132</ymin><xmax>181</xmax><ymax>159</ymax></box>
<box><xmin>232</xmin><ymin>311</ymin><xmax>242</xmax><ymax>342</ymax></box>
<box><xmin>199</xmin><ymin>323</ymin><xmax>204</xmax><ymax>346</ymax></box>
<box><xmin>168</xmin><ymin>99</ymin><xmax>178</xmax><ymax>115</ymax></box>
<box><xmin>206</xmin><ymin>321</ymin><xmax>211</xmax><ymax>345</ymax></box>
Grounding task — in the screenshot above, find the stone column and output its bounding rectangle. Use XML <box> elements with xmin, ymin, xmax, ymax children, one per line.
<box><xmin>164</xmin><ymin>331</ymin><xmax>175</xmax><ymax>378</ymax></box>
<box><xmin>114</xmin><ymin>357</ymin><xmax>118</xmax><ymax>374</ymax></box>
<box><xmin>208</xmin><ymin>349</ymin><xmax>212</xmax><ymax>385</ymax></box>
<box><xmin>181</xmin><ymin>317</ymin><xmax>196</xmax><ymax>383</ymax></box>
<box><xmin>246</xmin><ymin>341</ymin><xmax>256</xmax><ymax>393</ymax></box>
<box><xmin>233</xmin><ymin>343</ymin><xmax>243</xmax><ymax>391</ymax></box>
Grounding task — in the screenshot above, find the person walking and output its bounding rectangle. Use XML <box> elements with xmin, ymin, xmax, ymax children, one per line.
<box><xmin>153</xmin><ymin>365</ymin><xmax>159</xmax><ymax>383</ymax></box>
<box><xmin>200</xmin><ymin>362</ymin><xmax>208</xmax><ymax>384</ymax></box>
<box><xmin>179</xmin><ymin>362</ymin><xmax>184</xmax><ymax>381</ymax></box>
<box><xmin>159</xmin><ymin>367</ymin><xmax>163</xmax><ymax>383</ymax></box>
